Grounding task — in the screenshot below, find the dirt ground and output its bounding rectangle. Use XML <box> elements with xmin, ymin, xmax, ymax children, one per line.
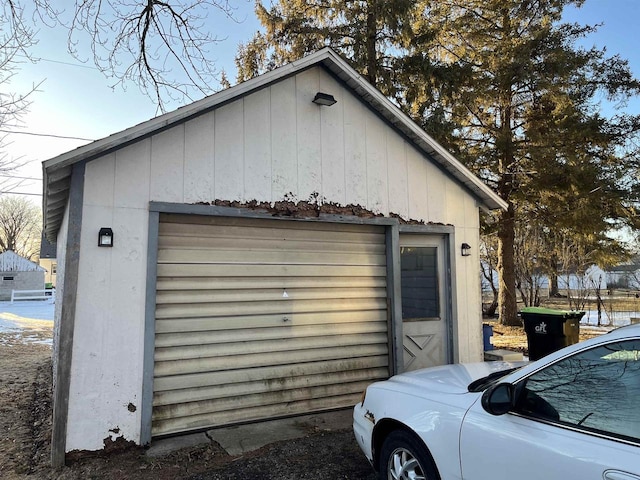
<box><xmin>0</xmin><ymin>323</ymin><xmax>605</xmax><ymax>480</ymax></box>
<box><xmin>0</xmin><ymin>327</ymin><xmax>377</xmax><ymax>480</ymax></box>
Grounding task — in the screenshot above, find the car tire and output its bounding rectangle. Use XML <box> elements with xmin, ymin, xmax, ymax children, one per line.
<box><xmin>378</xmin><ymin>430</ymin><xmax>439</xmax><ymax>480</ymax></box>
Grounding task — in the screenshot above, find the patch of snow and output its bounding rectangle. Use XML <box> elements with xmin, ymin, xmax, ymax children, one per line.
<box><xmin>581</xmin><ymin>310</ymin><xmax>640</xmax><ymax>328</ymax></box>
<box><xmin>0</xmin><ymin>300</ymin><xmax>54</xmax><ymax>345</ymax></box>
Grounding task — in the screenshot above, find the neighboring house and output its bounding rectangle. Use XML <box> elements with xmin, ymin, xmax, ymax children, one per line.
<box><xmin>42</xmin><ymin>48</ymin><xmax>506</xmax><ymax>464</ymax></box>
<box><xmin>605</xmin><ymin>258</ymin><xmax>640</xmax><ymax>289</ymax></box>
<box><xmin>39</xmin><ymin>234</ymin><xmax>57</xmax><ymax>287</ymax></box>
<box><xmin>0</xmin><ymin>250</ymin><xmax>45</xmax><ymax>300</ymax></box>
<box><xmin>481</xmin><ymin>264</ymin><xmax>609</xmax><ymax>294</ymax></box>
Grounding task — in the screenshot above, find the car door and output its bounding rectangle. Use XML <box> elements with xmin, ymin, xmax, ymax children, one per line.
<box><xmin>459</xmin><ymin>339</ymin><xmax>640</xmax><ymax>480</ymax></box>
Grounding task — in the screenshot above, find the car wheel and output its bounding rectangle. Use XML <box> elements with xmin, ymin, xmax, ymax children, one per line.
<box><xmin>378</xmin><ymin>430</ymin><xmax>439</xmax><ymax>480</ymax></box>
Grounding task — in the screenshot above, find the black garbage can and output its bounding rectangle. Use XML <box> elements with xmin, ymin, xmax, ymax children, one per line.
<box><xmin>520</xmin><ymin>307</ymin><xmax>585</xmax><ymax>361</ymax></box>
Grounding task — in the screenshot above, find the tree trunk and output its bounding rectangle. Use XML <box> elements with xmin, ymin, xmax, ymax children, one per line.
<box><xmin>365</xmin><ymin>0</ymin><xmax>377</xmax><ymax>85</ymax></box>
<box><xmin>498</xmin><ymin>203</ymin><xmax>520</xmax><ymax>325</ymax></box>
<box><xmin>549</xmin><ymin>255</ymin><xmax>559</xmax><ymax>297</ymax></box>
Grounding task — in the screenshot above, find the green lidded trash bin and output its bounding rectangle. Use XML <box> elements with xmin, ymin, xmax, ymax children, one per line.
<box><xmin>519</xmin><ymin>307</ymin><xmax>585</xmax><ymax>361</ymax></box>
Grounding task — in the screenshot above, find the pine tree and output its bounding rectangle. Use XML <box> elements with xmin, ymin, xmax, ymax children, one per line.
<box><xmin>235</xmin><ymin>0</ymin><xmax>415</xmax><ymax>95</ymax></box>
<box><xmin>404</xmin><ymin>0</ymin><xmax>640</xmax><ymax>324</ymax></box>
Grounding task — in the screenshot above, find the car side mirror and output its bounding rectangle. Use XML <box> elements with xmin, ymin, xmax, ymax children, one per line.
<box><xmin>481</xmin><ymin>382</ymin><xmax>515</xmax><ymax>416</ymax></box>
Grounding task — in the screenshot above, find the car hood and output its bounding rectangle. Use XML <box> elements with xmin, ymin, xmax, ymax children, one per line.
<box><xmin>381</xmin><ymin>361</ymin><xmax>524</xmax><ymax>395</ymax></box>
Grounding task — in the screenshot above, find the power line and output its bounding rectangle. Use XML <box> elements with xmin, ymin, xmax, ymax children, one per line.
<box><xmin>34</xmin><ymin>56</ymin><xmax>101</xmax><ymax>72</ymax></box>
<box><xmin>0</xmin><ymin>191</ymin><xmax>42</xmax><ymax>196</ymax></box>
<box><xmin>0</xmin><ymin>129</ymin><xmax>94</xmax><ymax>142</ymax></box>
<box><xmin>0</xmin><ymin>175</ymin><xmax>41</xmax><ymax>181</ymax></box>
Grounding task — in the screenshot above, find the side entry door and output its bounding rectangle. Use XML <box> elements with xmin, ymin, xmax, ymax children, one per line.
<box><xmin>399</xmin><ymin>234</ymin><xmax>450</xmax><ymax>372</ymax></box>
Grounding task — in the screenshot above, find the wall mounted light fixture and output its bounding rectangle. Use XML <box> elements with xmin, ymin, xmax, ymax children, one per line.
<box><xmin>98</xmin><ymin>227</ymin><xmax>114</xmax><ymax>247</ymax></box>
<box><xmin>312</xmin><ymin>92</ymin><xmax>337</xmax><ymax>106</ymax></box>
<box><xmin>461</xmin><ymin>242</ymin><xmax>471</xmax><ymax>257</ymax></box>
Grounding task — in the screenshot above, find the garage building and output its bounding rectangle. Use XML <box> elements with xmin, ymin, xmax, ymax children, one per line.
<box><xmin>43</xmin><ymin>48</ymin><xmax>506</xmax><ymax>465</ymax></box>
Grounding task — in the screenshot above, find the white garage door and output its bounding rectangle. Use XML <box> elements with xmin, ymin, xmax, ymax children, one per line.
<box><xmin>152</xmin><ymin>214</ymin><xmax>389</xmax><ymax>436</ymax></box>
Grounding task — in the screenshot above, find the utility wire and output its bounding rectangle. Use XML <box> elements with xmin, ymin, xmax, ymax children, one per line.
<box><xmin>0</xmin><ymin>191</ymin><xmax>42</xmax><ymax>196</ymax></box>
<box><xmin>0</xmin><ymin>129</ymin><xmax>94</xmax><ymax>142</ymax></box>
<box><xmin>0</xmin><ymin>175</ymin><xmax>41</xmax><ymax>181</ymax></box>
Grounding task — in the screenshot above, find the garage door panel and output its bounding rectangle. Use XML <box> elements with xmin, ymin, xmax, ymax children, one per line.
<box><xmin>153</xmin><ymin>380</ymin><xmax>375</xmax><ymax>421</ymax></box>
<box><xmin>152</xmin><ymin>215</ymin><xmax>389</xmax><ymax>436</ymax></box>
<box><xmin>159</xmin><ymin>214</ymin><xmax>384</xmax><ymax>236</ymax></box>
<box><xmin>155</xmin><ymin>332</ymin><xmax>388</xmax><ymax>361</ymax></box>
<box><xmin>154</xmin><ymin>356</ymin><xmax>389</xmax><ymax>392</ymax></box>
<box><xmin>155</xmin><ymin>297</ymin><xmax>387</xmax><ymax>319</ymax></box>
<box><xmin>159</xmin><ymin>235</ymin><xmax>387</xmax><ymax>254</ymax></box>
<box><xmin>155</xmin><ymin>310</ymin><xmax>389</xmax><ymax>333</ymax></box>
<box><xmin>156</xmin><ymin>286</ymin><xmax>387</xmax><ymax>304</ymax></box>
<box><xmin>153</xmin><ymin>367</ymin><xmax>389</xmax><ymax>406</ymax></box>
<box><xmin>159</xmin><ymin>224</ymin><xmax>385</xmax><ymax>248</ymax></box>
<box><xmin>156</xmin><ymin>275</ymin><xmax>386</xmax><ymax>291</ymax></box>
<box><xmin>156</xmin><ymin>321</ymin><xmax>389</xmax><ymax>347</ymax></box>
<box><xmin>154</xmin><ymin>344</ymin><xmax>389</xmax><ymax>377</ymax></box>
<box><xmin>157</xmin><ymin>263</ymin><xmax>387</xmax><ymax>278</ymax></box>
<box><xmin>152</xmin><ymin>393</ymin><xmax>364</xmax><ymax>437</ymax></box>
<box><xmin>158</xmin><ymin>248</ymin><xmax>386</xmax><ymax>267</ymax></box>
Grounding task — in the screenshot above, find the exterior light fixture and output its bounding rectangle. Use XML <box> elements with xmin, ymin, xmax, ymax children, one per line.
<box><xmin>461</xmin><ymin>243</ymin><xmax>471</xmax><ymax>257</ymax></box>
<box><xmin>312</xmin><ymin>92</ymin><xmax>337</xmax><ymax>106</ymax></box>
<box><xmin>98</xmin><ymin>227</ymin><xmax>114</xmax><ymax>247</ymax></box>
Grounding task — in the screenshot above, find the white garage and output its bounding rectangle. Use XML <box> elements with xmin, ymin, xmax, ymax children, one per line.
<box><xmin>43</xmin><ymin>48</ymin><xmax>506</xmax><ymax>465</ymax></box>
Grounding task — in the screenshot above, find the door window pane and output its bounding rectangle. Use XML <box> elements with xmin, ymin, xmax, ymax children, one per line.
<box><xmin>515</xmin><ymin>340</ymin><xmax>640</xmax><ymax>442</ymax></box>
<box><xmin>401</xmin><ymin>247</ymin><xmax>439</xmax><ymax>321</ymax></box>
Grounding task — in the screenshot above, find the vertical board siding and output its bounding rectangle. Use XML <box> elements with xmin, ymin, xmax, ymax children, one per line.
<box><xmin>150</xmin><ymin>127</ymin><xmax>185</xmax><ymax>203</ymax></box>
<box><xmin>134</xmin><ymin>65</ymin><xmax>469</xmax><ymax>225</ymax></box>
<box><xmin>319</xmin><ymin>73</ymin><xmax>346</xmax><ymax>204</ymax></box>
<box><xmin>387</xmin><ymin>133</ymin><xmax>409</xmax><ymax>218</ymax></box>
<box><xmin>184</xmin><ymin>114</ymin><xmax>215</xmax><ymax>204</ymax></box>
<box><xmin>343</xmin><ymin>93</ymin><xmax>368</xmax><ymax>207</ymax></box>
<box><xmin>270</xmin><ymin>78</ymin><xmax>298</xmax><ymax>201</ymax></box>
<box><xmin>214</xmin><ymin>102</ymin><xmax>244</xmax><ymax>201</ymax></box>
<box><xmin>365</xmin><ymin>114</ymin><xmax>389</xmax><ymax>214</ymax></box>
<box><xmin>244</xmin><ymin>89</ymin><xmax>272</xmax><ymax>201</ymax></box>
<box><xmin>296</xmin><ymin>69</ymin><xmax>322</xmax><ymax>201</ymax></box>
<box><xmin>152</xmin><ymin>215</ymin><xmax>389</xmax><ymax>436</ymax></box>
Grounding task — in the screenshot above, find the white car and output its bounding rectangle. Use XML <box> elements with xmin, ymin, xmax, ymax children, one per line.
<box><xmin>354</xmin><ymin>324</ymin><xmax>640</xmax><ymax>480</ymax></box>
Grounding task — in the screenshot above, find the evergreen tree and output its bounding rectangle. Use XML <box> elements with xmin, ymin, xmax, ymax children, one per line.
<box><xmin>235</xmin><ymin>0</ymin><xmax>415</xmax><ymax>95</ymax></box>
<box><xmin>404</xmin><ymin>0</ymin><xmax>640</xmax><ymax>324</ymax></box>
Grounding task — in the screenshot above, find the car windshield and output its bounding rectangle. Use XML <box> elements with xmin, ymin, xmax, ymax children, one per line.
<box><xmin>467</xmin><ymin>367</ymin><xmax>520</xmax><ymax>393</ymax></box>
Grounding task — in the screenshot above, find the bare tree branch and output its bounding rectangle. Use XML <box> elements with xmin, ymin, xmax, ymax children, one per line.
<box><xmin>67</xmin><ymin>0</ymin><xmax>242</xmax><ymax>112</ymax></box>
<box><xmin>0</xmin><ymin>196</ymin><xmax>41</xmax><ymax>260</ymax></box>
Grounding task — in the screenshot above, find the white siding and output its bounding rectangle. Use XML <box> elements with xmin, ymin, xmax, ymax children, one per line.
<box><xmin>184</xmin><ymin>114</ymin><xmax>215</xmax><ymax>203</ymax></box>
<box><xmin>244</xmin><ymin>89</ymin><xmax>271</xmax><ymax>200</ymax></box>
<box><xmin>271</xmin><ymin>77</ymin><xmax>298</xmax><ymax>201</ymax></box>
<box><xmin>65</xmin><ymin>64</ymin><xmax>484</xmax><ymax>451</ymax></box>
<box><xmin>214</xmin><ymin>102</ymin><xmax>244</xmax><ymax>201</ymax></box>
<box><xmin>150</xmin><ymin>127</ymin><xmax>185</xmax><ymax>202</ymax></box>
<box><xmin>343</xmin><ymin>93</ymin><xmax>368</xmax><ymax>207</ymax></box>
<box><xmin>296</xmin><ymin>68</ymin><xmax>322</xmax><ymax>201</ymax></box>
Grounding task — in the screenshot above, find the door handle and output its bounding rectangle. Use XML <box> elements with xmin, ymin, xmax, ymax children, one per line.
<box><xmin>604</xmin><ymin>470</ymin><xmax>640</xmax><ymax>480</ymax></box>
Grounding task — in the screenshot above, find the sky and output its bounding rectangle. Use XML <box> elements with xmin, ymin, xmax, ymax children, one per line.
<box><xmin>3</xmin><ymin>0</ymin><xmax>640</xmax><ymax>201</ymax></box>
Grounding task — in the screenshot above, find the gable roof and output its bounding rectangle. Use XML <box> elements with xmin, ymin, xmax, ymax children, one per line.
<box><xmin>0</xmin><ymin>250</ymin><xmax>45</xmax><ymax>272</ymax></box>
<box><xmin>42</xmin><ymin>47</ymin><xmax>507</xmax><ymax>240</ymax></box>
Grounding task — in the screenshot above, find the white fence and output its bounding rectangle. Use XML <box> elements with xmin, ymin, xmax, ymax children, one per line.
<box><xmin>10</xmin><ymin>289</ymin><xmax>55</xmax><ymax>303</ymax></box>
